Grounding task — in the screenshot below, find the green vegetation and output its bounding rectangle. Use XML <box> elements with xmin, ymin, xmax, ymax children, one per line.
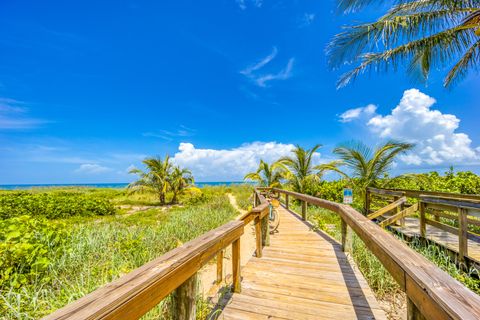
<box><xmin>129</xmin><ymin>156</ymin><xmax>193</xmax><ymax>205</ymax></box>
<box><xmin>319</xmin><ymin>140</ymin><xmax>414</xmax><ymax>212</ymax></box>
<box><xmin>0</xmin><ymin>185</ymin><xmax>240</xmax><ymax>319</ymax></box>
<box><xmin>244</xmin><ymin>160</ymin><xmax>283</xmax><ymax>188</ymax></box>
<box><xmin>277</xmin><ymin>144</ymin><xmax>322</xmax><ymax>193</ymax></box>
<box><xmin>329</xmin><ymin>0</ymin><xmax>480</xmax><ymax>88</ymax></box>
<box><xmin>0</xmin><ymin>191</ymin><xmax>115</xmax><ymax>219</ymax></box>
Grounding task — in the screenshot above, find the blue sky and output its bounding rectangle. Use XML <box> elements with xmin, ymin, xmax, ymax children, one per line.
<box><xmin>1</xmin><ymin>0</ymin><xmax>479</xmax><ymax>184</ymax></box>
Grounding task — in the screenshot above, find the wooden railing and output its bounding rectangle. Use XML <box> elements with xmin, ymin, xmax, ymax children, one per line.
<box><xmin>367</xmin><ymin>187</ymin><xmax>480</xmax><ymax>264</ymax></box>
<box><xmin>271</xmin><ymin>188</ymin><xmax>480</xmax><ymax>320</ymax></box>
<box><xmin>43</xmin><ymin>192</ymin><xmax>270</xmax><ymax>320</ymax></box>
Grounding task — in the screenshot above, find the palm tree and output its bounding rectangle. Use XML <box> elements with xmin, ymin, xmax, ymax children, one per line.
<box><xmin>129</xmin><ymin>156</ymin><xmax>173</xmax><ymax>205</ymax></box>
<box><xmin>244</xmin><ymin>160</ymin><xmax>284</xmax><ymax>187</ymax></box>
<box><xmin>169</xmin><ymin>166</ymin><xmax>194</xmax><ymax>204</ymax></box>
<box><xmin>277</xmin><ymin>145</ymin><xmax>322</xmax><ymax>194</ymax></box>
<box><xmin>328</xmin><ymin>0</ymin><xmax>480</xmax><ymax>88</ymax></box>
<box><xmin>317</xmin><ymin>140</ymin><xmax>414</xmax><ymax>210</ymax></box>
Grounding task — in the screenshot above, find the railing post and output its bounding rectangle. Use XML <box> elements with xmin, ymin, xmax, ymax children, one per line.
<box><xmin>407</xmin><ymin>297</ymin><xmax>426</xmax><ymax>320</ymax></box>
<box><xmin>419</xmin><ymin>201</ymin><xmax>426</xmax><ymax>238</ymax></box>
<box><xmin>174</xmin><ymin>273</ymin><xmax>197</xmax><ymax>320</ymax></box>
<box><xmin>459</xmin><ymin>207</ymin><xmax>468</xmax><ymax>265</ymax></box>
<box><xmin>365</xmin><ymin>188</ymin><xmax>370</xmax><ymax>215</ymax></box>
<box><xmin>261</xmin><ymin>209</ymin><xmax>270</xmax><ymax>246</ymax></box>
<box><xmin>232</xmin><ymin>238</ymin><xmax>241</xmax><ymax>293</ymax></box>
<box><xmin>253</xmin><ymin>192</ymin><xmax>257</xmax><ymax>207</ymax></box>
<box><xmin>255</xmin><ymin>216</ymin><xmax>262</xmax><ymax>258</ymax></box>
<box><xmin>285</xmin><ymin>194</ymin><xmax>289</xmax><ymax>210</ymax></box>
<box><xmin>301</xmin><ymin>200</ymin><xmax>307</xmax><ymax>221</ymax></box>
<box><xmin>341</xmin><ymin>218</ymin><xmax>352</xmax><ymax>253</ymax></box>
<box><xmin>216</xmin><ymin>250</ymin><xmax>224</xmax><ymax>284</ymax></box>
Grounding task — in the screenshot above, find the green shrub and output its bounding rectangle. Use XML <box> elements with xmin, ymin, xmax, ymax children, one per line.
<box><xmin>0</xmin><ymin>192</ymin><xmax>116</xmax><ymax>219</ymax></box>
<box><xmin>0</xmin><ymin>216</ymin><xmax>68</xmax><ymax>288</ymax></box>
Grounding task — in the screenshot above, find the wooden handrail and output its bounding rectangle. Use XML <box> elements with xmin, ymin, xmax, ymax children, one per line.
<box><xmin>368</xmin><ymin>187</ymin><xmax>480</xmax><ymax>201</ymax></box>
<box><xmin>43</xmin><ymin>221</ymin><xmax>244</xmax><ymax>320</ymax></box>
<box><xmin>272</xmin><ymin>188</ymin><xmax>480</xmax><ymax>320</ymax></box>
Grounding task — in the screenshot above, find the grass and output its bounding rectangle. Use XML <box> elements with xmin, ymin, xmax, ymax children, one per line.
<box><xmin>0</xmin><ymin>187</ymin><xmax>238</xmax><ymax>319</ymax></box>
<box><xmin>227</xmin><ymin>184</ymin><xmax>253</xmax><ymax>210</ymax></box>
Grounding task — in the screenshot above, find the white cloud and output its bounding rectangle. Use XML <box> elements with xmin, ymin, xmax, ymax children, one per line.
<box><xmin>236</xmin><ymin>0</ymin><xmax>263</xmax><ymax>10</ymax></box>
<box><xmin>348</xmin><ymin>88</ymin><xmax>479</xmax><ymax>166</ymax></box>
<box><xmin>75</xmin><ymin>163</ymin><xmax>112</xmax><ymax>174</ymax></box>
<box><xmin>172</xmin><ymin>141</ymin><xmax>316</xmax><ymax>181</ymax></box>
<box><xmin>143</xmin><ymin>125</ymin><xmax>196</xmax><ymax>141</ymax></box>
<box><xmin>240</xmin><ymin>47</ymin><xmax>278</xmax><ymax>76</ymax></box>
<box><xmin>255</xmin><ymin>58</ymin><xmax>295</xmax><ymax>87</ymax></box>
<box><xmin>240</xmin><ymin>48</ymin><xmax>294</xmax><ymax>87</ymax></box>
<box><xmin>0</xmin><ymin>98</ymin><xmax>47</xmax><ymax>130</ymax></box>
<box><xmin>339</xmin><ymin>104</ymin><xmax>377</xmax><ymax>123</ymax></box>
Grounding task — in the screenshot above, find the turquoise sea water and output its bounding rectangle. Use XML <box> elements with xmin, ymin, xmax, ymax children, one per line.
<box><xmin>0</xmin><ymin>182</ymin><xmax>248</xmax><ymax>190</ymax></box>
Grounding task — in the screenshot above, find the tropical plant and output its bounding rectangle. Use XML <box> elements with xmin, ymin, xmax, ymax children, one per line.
<box><xmin>243</xmin><ymin>160</ymin><xmax>284</xmax><ymax>187</ymax></box>
<box><xmin>318</xmin><ymin>140</ymin><xmax>414</xmax><ymax>209</ymax></box>
<box><xmin>169</xmin><ymin>166</ymin><xmax>194</xmax><ymax>204</ymax></box>
<box><xmin>277</xmin><ymin>145</ymin><xmax>322</xmax><ymax>194</ymax></box>
<box><xmin>129</xmin><ymin>156</ymin><xmax>174</xmax><ymax>205</ymax></box>
<box><xmin>329</xmin><ymin>0</ymin><xmax>480</xmax><ymax>88</ymax></box>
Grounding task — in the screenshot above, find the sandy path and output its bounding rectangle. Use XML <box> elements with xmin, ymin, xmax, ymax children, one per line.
<box><xmin>197</xmin><ymin>193</ymin><xmax>257</xmax><ymax>298</ymax></box>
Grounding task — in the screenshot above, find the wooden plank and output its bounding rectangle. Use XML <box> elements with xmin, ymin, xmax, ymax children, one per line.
<box><xmin>341</xmin><ymin>217</ymin><xmax>352</xmax><ymax>253</ymax></box>
<box><xmin>221</xmin><ymin>204</ymin><xmax>387</xmax><ymax>320</ymax></box>
<box><xmin>367</xmin><ymin>196</ymin><xmax>407</xmax><ymax>220</ymax></box>
<box><xmin>421</xmin><ymin>196</ymin><xmax>480</xmax><ymax>211</ymax></box>
<box><xmin>459</xmin><ymin>208</ymin><xmax>468</xmax><ymax>264</ymax></box>
<box><xmin>272</xmin><ymin>188</ymin><xmax>480</xmax><ymax>320</ymax></box>
<box><xmin>232</xmin><ymin>238</ymin><xmax>241</xmax><ymax>293</ymax></box>
<box><xmin>372</xmin><ymin>188</ymin><xmax>480</xmax><ymax>201</ymax></box>
<box><xmin>428</xmin><ymin>209</ymin><xmax>480</xmax><ymax>227</ymax></box>
<box><xmin>216</xmin><ymin>250</ymin><xmax>224</xmax><ymax>284</ymax></box>
<box><xmin>174</xmin><ymin>273</ymin><xmax>197</xmax><ymax>320</ymax></box>
<box><xmin>380</xmin><ymin>203</ymin><xmax>418</xmax><ymax>228</ymax></box>
<box><xmin>255</xmin><ymin>216</ymin><xmax>262</xmax><ymax>258</ymax></box>
<box><xmin>43</xmin><ymin>221</ymin><xmax>244</xmax><ymax>320</ymax></box>
<box><xmin>420</xmin><ymin>202</ymin><xmax>426</xmax><ymax>238</ymax></box>
<box><xmin>367</xmin><ymin>187</ymin><xmax>405</xmax><ymax>197</ymax></box>
<box><xmin>301</xmin><ymin>200</ymin><xmax>307</xmax><ymax>221</ymax></box>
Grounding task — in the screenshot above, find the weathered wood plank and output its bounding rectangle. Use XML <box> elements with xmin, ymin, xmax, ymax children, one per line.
<box><xmin>380</xmin><ymin>203</ymin><xmax>418</xmax><ymax>228</ymax></box>
<box><xmin>273</xmin><ymin>188</ymin><xmax>480</xmax><ymax>320</ymax></box>
<box><xmin>367</xmin><ymin>196</ymin><xmax>407</xmax><ymax>220</ymax></box>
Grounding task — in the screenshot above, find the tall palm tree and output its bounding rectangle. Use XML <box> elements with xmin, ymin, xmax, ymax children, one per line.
<box><xmin>129</xmin><ymin>156</ymin><xmax>173</xmax><ymax>205</ymax></box>
<box><xmin>317</xmin><ymin>140</ymin><xmax>414</xmax><ymax>210</ymax></box>
<box><xmin>329</xmin><ymin>0</ymin><xmax>480</xmax><ymax>88</ymax></box>
<box><xmin>169</xmin><ymin>166</ymin><xmax>194</xmax><ymax>204</ymax></box>
<box><xmin>277</xmin><ymin>145</ymin><xmax>322</xmax><ymax>194</ymax></box>
<box><xmin>244</xmin><ymin>160</ymin><xmax>284</xmax><ymax>187</ymax></box>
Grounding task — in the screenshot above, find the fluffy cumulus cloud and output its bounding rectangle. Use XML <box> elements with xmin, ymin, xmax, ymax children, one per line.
<box><xmin>75</xmin><ymin>163</ymin><xmax>112</xmax><ymax>174</ymax></box>
<box><xmin>341</xmin><ymin>89</ymin><xmax>479</xmax><ymax>166</ymax></box>
<box><xmin>172</xmin><ymin>142</ymin><xmax>312</xmax><ymax>181</ymax></box>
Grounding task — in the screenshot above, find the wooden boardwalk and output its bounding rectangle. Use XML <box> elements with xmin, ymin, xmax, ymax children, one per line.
<box><xmin>390</xmin><ymin>217</ymin><xmax>480</xmax><ymax>265</ymax></box>
<box><xmin>220</xmin><ymin>205</ymin><xmax>386</xmax><ymax>320</ymax></box>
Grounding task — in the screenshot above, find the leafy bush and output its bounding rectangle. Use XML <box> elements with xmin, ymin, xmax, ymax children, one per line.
<box><xmin>0</xmin><ymin>216</ymin><xmax>68</xmax><ymax>288</ymax></box>
<box><xmin>0</xmin><ymin>191</ymin><xmax>116</xmax><ymax>219</ymax></box>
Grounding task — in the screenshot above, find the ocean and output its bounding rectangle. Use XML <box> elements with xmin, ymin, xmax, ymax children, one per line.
<box><xmin>0</xmin><ymin>182</ymin><xmax>249</xmax><ymax>190</ymax></box>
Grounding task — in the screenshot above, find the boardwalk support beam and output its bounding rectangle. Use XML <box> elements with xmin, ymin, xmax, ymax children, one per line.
<box><xmin>232</xmin><ymin>238</ymin><xmax>241</xmax><ymax>293</ymax></box>
<box><xmin>301</xmin><ymin>200</ymin><xmax>307</xmax><ymax>221</ymax></box>
<box><xmin>341</xmin><ymin>218</ymin><xmax>352</xmax><ymax>253</ymax></box>
<box><xmin>174</xmin><ymin>273</ymin><xmax>197</xmax><ymax>320</ymax></box>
